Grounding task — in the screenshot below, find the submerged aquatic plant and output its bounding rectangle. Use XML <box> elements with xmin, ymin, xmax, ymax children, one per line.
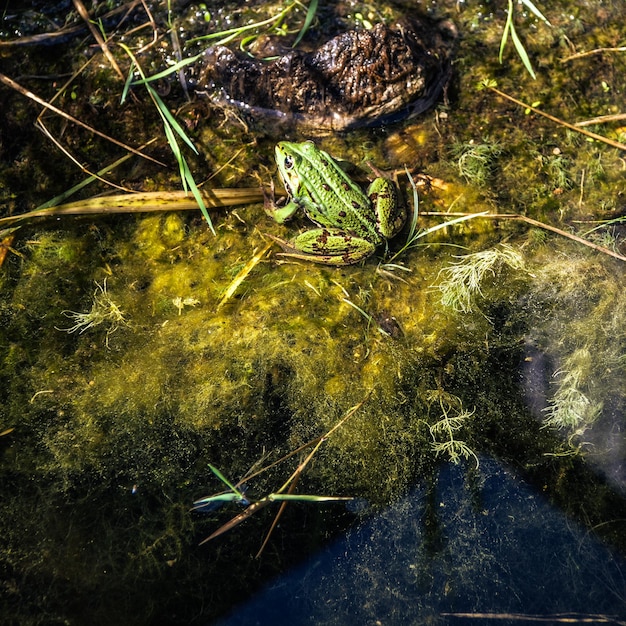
<box><xmin>451</xmin><ymin>141</ymin><xmax>503</xmax><ymax>186</ymax></box>
<box><xmin>437</xmin><ymin>243</ymin><xmax>526</xmax><ymax>314</ymax></box>
<box><xmin>543</xmin><ymin>348</ymin><xmax>603</xmax><ymax>437</ymax></box>
<box><xmin>57</xmin><ymin>279</ymin><xmax>128</xmax><ymax>347</ymax></box>
<box><xmin>581</xmin><ymin>216</ymin><xmax>626</xmax><ymax>255</ymax></box>
<box><xmin>424</xmin><ymin>390</ymin><xmax>479</xmax><ymax>468</ymax></box>
<box><xmin>543</xmin><ymin>153</ymin><xmax>573</xmax><ymax>190</ymax></box>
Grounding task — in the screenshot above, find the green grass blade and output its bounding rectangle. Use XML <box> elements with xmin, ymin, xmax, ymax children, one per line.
<box><xmin>37</xmin><ymin>152</ymin><xmax>134</xmax><ymax>209</ymax></box>
<box><xmin>341</xmin><ymin>298</ymin><xmax>373</xmax><ymax>323</ymax></box>
<box><xmin>153</xmin><ymin>95</ymin><xmax>215</xmax><ymax>233</ymax></box>
<box><xmin>499</xmin><ymin>0</ymin><xmax>513</xmax><ymax>64</ymax></box>
<box><xmin>117</xmin><ymin>42</ymin><xmax>214</xmax><ymax>233</ymax></box>
<box><xmin>161</xmin><ymin>123</ymin><xmax>186</xmax><ymax>190</ymax></box>
<box><xmin>133</xmin><ymin>54</ymin><xmax>203</xmax><ymax>84</ymax></box>
<box><xmin>405</xmin><ymin>167</ymin><xmax>419</xmax><ymax>242</ymax></box>
<box><xmin>581</xmin><ymin>216</ymin><xmax>626</xmax><ymax>237</ymax></box>
<box><xmin>181</xmin><ymin>158</ymin><xmax>215</xmax><ymax>234</ymax></box>
<box><xmin>509</xmin><ymin>20</ymin><xmax>537</xmax><ymax>79</ymax></box>
<box><xmin>194</xmin><ymin>493</ymin><xmax>245</xmax><ymax>505</ymax></box>
<box><xmin>146</xmin><ymin>84</ymin><xmax>198</xmax><ymax>154</ymax></box>
<box><xmin>121</xmin><ymin>61</ymin><xmax>135</xmax><ymax>105</ymax></box>
<box><xmin>520</xmin><ymin>0</ymin><xmax>551</xmax><ymax>25</ymax></box>
<box><xmin>292</xmin><ymin>0</ymin><xmax>318</xmax><ymax>47</ymax></box>
<box><xmin>208</xmin><ymin>464</ymin><xmax>244</xmax><ymax>496</ymax></box>
<box><xmin>188</xmin><ymin>5</ymin><xmax>293</xmax><ymax>45</ymax></box>
<box><xmin>268</xmin><ymin>494</ymin><xmax>353</xmax><ymax>502</ymax></box>
<box><xmin>419</xmin><ymin>212</ymin><xmax>490</xmax><ymax>240</ymax></box>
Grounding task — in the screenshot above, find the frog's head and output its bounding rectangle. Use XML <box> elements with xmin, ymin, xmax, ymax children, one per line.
<box><xmin>275</xmin><ymin>141</ymin><xmax>305</xmax><ymax>197</ymax></box>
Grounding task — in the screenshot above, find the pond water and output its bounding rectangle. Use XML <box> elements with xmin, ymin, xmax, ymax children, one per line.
<box><xmin>0</xmin><ymin>1</ymin><xmax>625</xmax><ymax>625</ymax></box>
<box><xmin>217</xmin><ymin>458</ymin><xmax>626</xmax><ymax>625</ymax></box>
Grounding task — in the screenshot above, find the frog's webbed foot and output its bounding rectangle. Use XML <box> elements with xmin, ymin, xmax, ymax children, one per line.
<box><xmin>266</xmin><ymin>228</ymin><xmax>376</xmax><ymax>266</ymax></box>
<box><xmin>263</xmin><ymin>183</ymin><xmax>301</xmax><ymax>224</ymax></box>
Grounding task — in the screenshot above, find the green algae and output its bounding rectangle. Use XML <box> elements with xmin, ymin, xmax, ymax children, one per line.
<box><xmin>1</xmin><ymin>1</ymin><xmax>626</xmax><ymax>624</ymax></box>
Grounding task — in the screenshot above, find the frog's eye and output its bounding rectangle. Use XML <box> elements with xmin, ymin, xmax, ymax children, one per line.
<box><xmin>283</xmin><ymin>155</ymin><xmax>294</xmax><ymax>170</ymax></box>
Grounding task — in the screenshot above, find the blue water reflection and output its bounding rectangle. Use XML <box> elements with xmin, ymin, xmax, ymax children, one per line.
<box><xmin>216</xmin><ymin>457</ymin><xmax>626</xmax><ymax>624</ymax></box>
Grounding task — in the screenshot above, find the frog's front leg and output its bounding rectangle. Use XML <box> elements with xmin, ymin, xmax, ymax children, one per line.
<box><xmin>263</xmin><ymin>180</ymin><xmax>303</xmax><ymax>224</ymax></box>
<box><xmin>269</xmin><ymin>228</ymin><xmax>377</xmax><ymax>265</ymax></box>
<box><xmin>264</xmin><ymin>195</ymin><xmax>303</xmax><ymax>225</ymax></box>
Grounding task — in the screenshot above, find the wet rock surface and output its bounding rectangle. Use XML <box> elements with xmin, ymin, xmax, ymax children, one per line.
<box><xmin>193</xmin><ymin>16</ymin><xmax>456</xmax><ymax>131</ymax></box>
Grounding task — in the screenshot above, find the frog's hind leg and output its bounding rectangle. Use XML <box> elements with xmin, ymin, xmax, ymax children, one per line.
<box><xmin>267</xmin><ymin>228</ymin><xmax>376</xmax><ymax>265</ymax></box>
<box><xmin>367</xmin><ymin>177</ymin><xmax>406</xmax><ymax>239</ymax></box>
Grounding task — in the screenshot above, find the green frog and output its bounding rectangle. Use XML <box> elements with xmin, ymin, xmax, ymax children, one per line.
<box><xmin>266</xmin><ymin>141</ymin><xmax>407</xmax><ymax>265</ymax></box>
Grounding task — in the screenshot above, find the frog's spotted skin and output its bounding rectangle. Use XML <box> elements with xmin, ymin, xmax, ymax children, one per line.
<box><xmin>268</xmin><ymin>228</ymin><xmax>377</xmax><ymax>266</ymax></box>
<box><xmin>266</xmin><ymin>141</ymin><xmax>406</xmax><ymax>265</ymax></box>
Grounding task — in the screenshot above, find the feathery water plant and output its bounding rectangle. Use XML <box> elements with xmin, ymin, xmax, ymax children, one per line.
<box><xmin>451</xmin><ymin>141</ymin><xmax>503</xmax><ymax>186</ymax></box>
<box><xmin>437</xmin><ymin>243</ymin><xmax>526</xmax><ymax>314</ymax></box>
<box><xmin>424</xmin><ymin>390</ymin><xmax>479</xmax><ymax>468</ymax></box>
<box><xmin>57</xmin><ymin>280</ymin><xmax>128</xmax><ymax>347</ymax></box>
<box><xmin>543</xmin><ymin>348</ymin><xmax>603</xmax><ymax>435</ymax></box>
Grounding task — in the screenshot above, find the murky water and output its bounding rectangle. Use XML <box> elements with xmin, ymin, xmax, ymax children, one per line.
<box><xmin>1</xmin><ymin>1</ymin><xmax>625</xmax><ymax>624</ymax></box>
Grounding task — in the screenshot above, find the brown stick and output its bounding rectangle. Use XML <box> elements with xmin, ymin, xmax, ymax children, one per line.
<box><xmin>488</xmin><ymin>86</ymin><xmax>626</xmax><ymax>152</ymax></box>
<box><xmin>72</xmin><ymin>0</ymin><xmax>124</xmax><ymax>80</ymax></box>
<box><xmin>419</xmin><ymin>211</ymin><xmax>626</xmax><ymax>262</ymax></box>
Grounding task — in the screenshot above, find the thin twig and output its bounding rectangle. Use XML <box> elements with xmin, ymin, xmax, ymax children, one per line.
<box><xmin>206</xmin><ymin>148</ymin><xmax>246</xmax><ymax>182</ymax></box>
<box><xmin>36</xmin><ymin>55</ymin><xmax>95</xmax><ymax>114</ymax></box>
<box><xmin>575</xmin><ymin>113</ymin><xmax>626</xmax><ymax>127</ymax></box>
<box><xmin>135</xmin><ymin>0</ymin><xmax>159</xmax><ymax>53</ymax></box>
<box><xmin>561</xmin><ymin>46</ymin><xmax>626</xmax><ymax>62</ymax></box>
<box><xmin>488</xmin><ymin>86</ymin><xmax>626</xmax><ymax>152</ymax></box>
<box><xmin>441</xmin><ymin>612</ymin><xmax>626</xmax><ymax>624</ymax></box>
<box><xmin>418</xmin><ymin>211</ymin><xmax>626</xmax><ymax>262</ymax></box>
<box><xmin>36</xmin><ymin>120</ymin><xmax>135</xmax><ymax>192</ymax></box>
<box><xmin>32</xmin><ymin>54</ymin><xmax>136</xmax><ymax>188</ymax></box>
<box><xmin>233</xmin><ymin>401</ymin><xmax>368</xmax><ymax>490</ymax></box>
<box><xmin>72</xmin><ymin>0</ymin><xmax>125</xmax><ymax>80</ymax></box>
<box><xmin>198</xmin><ymin>401</ymin><xmax>367</xmax><ymax>547</ymax></box>
<box><xmin>256</xmin><ymin>472</ymin><xmax>301</xmax><ymax>558</ymax></box>
<box><xmin>0</xmin><ymin>1</ymin><xmax>142</xmax><ymax>47</ymax></box>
